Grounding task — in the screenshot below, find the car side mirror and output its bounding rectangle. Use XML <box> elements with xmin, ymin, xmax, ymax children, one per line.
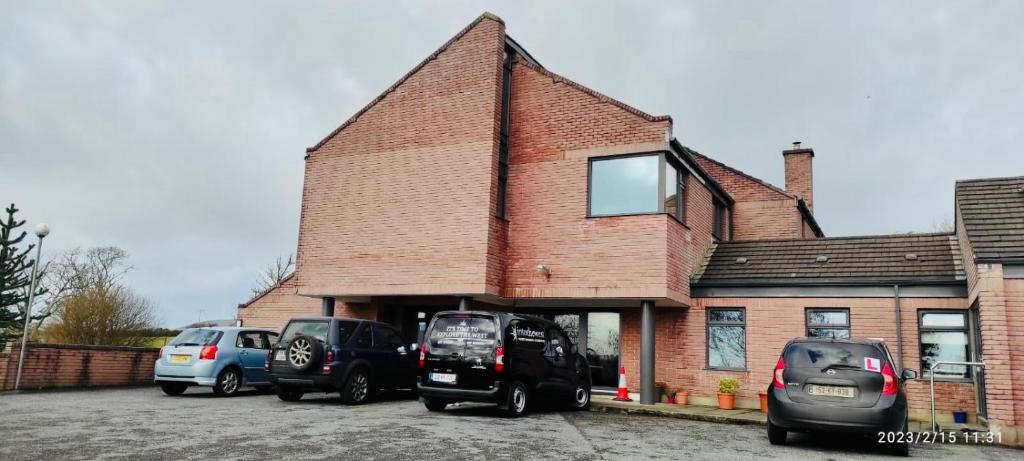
<box><xmin>901</xmin><ymin>369</ymin><xmax>918</xmax><ymax>380</ymax></box>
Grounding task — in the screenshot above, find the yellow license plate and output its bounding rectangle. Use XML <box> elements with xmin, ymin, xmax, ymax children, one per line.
<box><xmin>170</xmin><ymin>355</ymin><xmax>190</xmax><ymax>364</ymax></box>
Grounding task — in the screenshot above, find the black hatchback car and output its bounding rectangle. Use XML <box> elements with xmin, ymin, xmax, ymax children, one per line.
<box><xmin>767</xmin><ymin>337</ymin><xmax>917</xmax><ymax>456</ymax></box>
<box><xmin>267</xmin><ymin>317</ymin><xmax>416</xmax><ymax>404</ymax></box>
<box><xmin>417</xmin><ymin>311</ymin><xmax>591</xmax><ymax>417</ymax></box>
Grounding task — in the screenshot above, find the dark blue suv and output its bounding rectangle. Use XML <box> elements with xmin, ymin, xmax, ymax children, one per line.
<box><xmin>267</xmin><ymin>317</ymin><xmax>417</xmax><ymax>404</ymax></box>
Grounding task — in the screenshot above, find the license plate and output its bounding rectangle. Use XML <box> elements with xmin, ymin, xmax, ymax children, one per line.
<box><xmin>807</xmin><ymin>384</ymin><xmax>855</xmax><ymax>398</ymax></box>
<box><xmin>275</xmin><ymin>350</ymin><xmax>285</xmax><ymax>361</ymax></box>
<box><xmin>169</xmin><ymin>355</ymin><xmax>190</xmax><ymax>364</ymax></box>
<box><xmin>429</xmin><ymin>372</ymin><xmax>457</xmax><ymax>384</ymax></box>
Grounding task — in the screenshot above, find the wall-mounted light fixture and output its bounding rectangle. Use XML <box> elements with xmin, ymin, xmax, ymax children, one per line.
<box><xmin>536</xmin><ymin>264</ymin><xmax>551</xmax><ymax>279</ymax></box>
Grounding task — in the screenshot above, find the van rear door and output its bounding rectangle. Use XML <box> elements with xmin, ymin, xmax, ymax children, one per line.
<box><xmin>424</xmin><ymin>313</ymin><xmax>499</xmax><ymax>390</ymax></box>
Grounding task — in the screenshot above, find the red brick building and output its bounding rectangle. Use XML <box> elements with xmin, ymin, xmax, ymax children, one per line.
<box><xmin>238</xmin><ymin>13</ymin><xmax>1024</xmax><ymax>443</ymax></box>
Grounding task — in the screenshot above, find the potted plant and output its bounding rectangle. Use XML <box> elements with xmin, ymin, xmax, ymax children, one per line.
<box><xmin>666</xmin><ymin>388</ymin><xmax>677</xmax><ymax>404</ymax></box>
<box><xmin>717</xmin><ymin>378</ymin><xmax>740</xmax><ymax>410</ymax></box>
<box><xmin>675</xmin><ymin>388</ymin><xmax>688</xmax><ymax>407</ymax></box>
<box><xmin>758</xmin><ymin>390</ymin><xmax>769</xmax><ymax>414</ymax></box>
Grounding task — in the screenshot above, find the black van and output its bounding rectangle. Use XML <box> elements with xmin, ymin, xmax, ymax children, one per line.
<box><xmin>767</xmin><ymin>337</ymin><xmax>917</xmax><ymax>456</ymax></box>
<box><xmin>417</xmin><ymin>311</ymin><xmax>591</xmax><ymax>417</ymax></box>
<box><xmin>267</xmin><ymin>317</ymin><xmax>416</xmax><ymax>404</ymax></box>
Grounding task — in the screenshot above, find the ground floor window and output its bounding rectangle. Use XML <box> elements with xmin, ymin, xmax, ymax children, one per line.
<box><xmin>806</xmin><ymin>308</ymin><xmax>850</xmax><ymax>338</ymax></box>
<box><xmin>707</xmin><ymin>308</ymin><xmax>745</xmax><ymax>370</ymax></box>
<box><xmin>919</xmin><ymin>310</ymin><xmax>970</xmax><ymax>379</ymax></box>
<box><xmin>546</xmin><ymin>312</ymin><xmax>620</xmax><ymax>389</ymax></box>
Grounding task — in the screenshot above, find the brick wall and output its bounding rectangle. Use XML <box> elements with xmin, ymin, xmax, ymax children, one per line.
<box><xmin>503</xmin><ymin>57</ymin><xmax>703</xmax><ymax>303</ymax></box>
<box><xmin>617</xmin><ymin>296</ymin><xmax>975</xmax><ymax>420</ymax></box>
<box><xmin>0</xmin><ymin>343</ymin><xmax>158</xmax><ymax>391</ymax></box>
<box><xmin>1006</xmin><ymin>278</ymin><xmax>1024</xmax><ymax>424</ymax></box>
<box><xmin>783</xmin><ymin>150</ymin><xmax>814</xmax><ymax>212</ymax></box>
<box><xmin>239</xmin><ymin>275</ymin><xmax>322</xmax><ymax>330</ymax></box>
<box><xmin>976</xmin><ymin>264</ymin><xmax>1017</xmax><ymax>427</ymax></box>
<box><xmin>295</xmin><ymin>15</ymin><xmax>506</xmax><ymax>298</ymax></box>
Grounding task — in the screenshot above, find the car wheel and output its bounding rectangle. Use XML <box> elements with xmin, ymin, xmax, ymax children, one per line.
<box><xmin>286</xmin><ymin>336</ymin><xmax>323</xmax><ymax>372</ymax></box>
<box><xmin>275</xmin><ymin>385</ymin><xmax>304</xmax><ymax>402</ymax></box>
<box><xmin>504</xmin><ymin>380</ymin><xmax>528</xmax><ymax>418</ymax></box>
<box><xmin>160</xmin><ymin>382</ymin><xmax>188</xmax><ymax>396</ymax></box>
<box><xmin>423</xmin><ymin>398</ymin><xmax>448</xmax><ymax>412</ymax></box>
<box><xmin>341</xmin><ymin>368</ymin><xmax>371</xmax><ymax>405</ymax></box>
<box><xmin>884</xmin><ymin>421</ymin><xmax>910</xmax><ymax>457</ymax></box>
<box><xmin>767</xmin><ymin>419</ymin><xmax>787</xmax><ymax>445</ymax></box>
<box><xmin>213</xmin><ymin>368</ymin><xmax>242</xmax><ymax>397</ymax></box>
<box><xmin>572</xmin><ymin>382</ymin><xmax>591</xmax><ymax>411</ymax></box>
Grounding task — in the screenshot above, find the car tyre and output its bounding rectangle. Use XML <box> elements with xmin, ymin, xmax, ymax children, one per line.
<box><xmin>504</xmin><ymin>380</ymin><xmax>528</xmax><ymax>418</ymax></box>
<box><xmin>160</xmin><ymin>382</ymin><xmax>188</xmax><ymax>396</ymax></box>
<box><xmin>767</xmin><ymin>419</ymin><xmax>787</xmax><ymax>445</ymax></box>
<box><xmin>275</xmin><ymin>385</ymin><xmax>304</xmax><ymax>402</ymax></box>
<box><xmin>423</xmin><ymin>398</ymin><xmax>448</xmax><ymax>412</ymax></box>
<box><xmin>340</xmin><ymin>368</ymin><xmax>372</xmax><ymax>405</ymax></box>
<box><xmin>212</xmin><ymin>368</ymin><xmax>242</xmax><ymax>397</ymax></box>
<box><xmin>571</xmin><ymin>382</ymin><xmax>591</xmax><ymax>411</ymax></box>
<box><xmin>884</xmin><ymin>421</ymin><xmax>910</xmax><ymax>457</ymax></box>
<box><xmin>286</xmin><ymin>336</ymin><xmax>323</xmax><ymax>372</ymax></box>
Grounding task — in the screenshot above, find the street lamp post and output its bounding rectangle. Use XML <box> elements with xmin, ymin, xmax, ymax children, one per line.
<box><xmin>14</xmin><ymin>223</ymin><xmax>49</xmax><ymax>391</ymax></box>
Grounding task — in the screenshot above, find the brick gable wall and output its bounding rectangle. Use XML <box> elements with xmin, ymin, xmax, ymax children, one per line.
<box><xmin>296</xmin><ymin>17</ymin><xmax>506</xmax><ymax>298</ymax></box>
<box><xmin>692</xmin><ymin>155</ymin><xmax>805</xmax><ymax>240</ymax></box>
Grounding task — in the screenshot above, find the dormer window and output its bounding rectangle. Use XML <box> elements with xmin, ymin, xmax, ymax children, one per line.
<box><xmin>712</xmin><ymin>198</ymin><xmax>726</xmax><ymax>240</ymax></box>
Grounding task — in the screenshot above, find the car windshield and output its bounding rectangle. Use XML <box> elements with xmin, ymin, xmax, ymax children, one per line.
<box><xmin>170</xmin><ymin>329</ymin><xmax>222</xmax><ymax>347</ymax></box>
<box><xmin>428</xmin><ymin>315</ymin><xmax>497</xmax><ymax>355</ymax></box>
<box><xmin>785</xmin><ymin>342</ymin><xmax>885</xmax><ymax>369</ymax></box>
<box><xmin>281</xmin><ymin>321</ymin><xmax>329</xmax><ymax>343</ymax></box>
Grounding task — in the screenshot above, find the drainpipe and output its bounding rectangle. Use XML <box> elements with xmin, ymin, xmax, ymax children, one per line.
<box><xmin>640</xmin><ymin>300</ymin><xmax>656</xmax><ymax>405</ymax></box>
<box><xmin>322</xmin><ymin>297</ymin><xmax>335</xmax><ymax>317</ymax></box>
<box><xmin>458</xmin><ymin>297</ymin><xmax>471</xmax><ymax>311</ymax></box>
<box><xmin>893</xmin><ymin>285</ymin><xmax>904</xmax><ymax>370</ymax></box>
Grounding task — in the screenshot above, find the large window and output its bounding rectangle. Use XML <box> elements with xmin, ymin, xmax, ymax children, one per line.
<box><xmin>806</xmin><ymin>308</ymin><xmax>851</xmax><ymax>338</ymax></box>
<box><xmin>589</xmin><ymin>153</ymin><xmax>689</xmax><ymax>220</ymax></box>
<box><xmin>707</xmin><ymin>308</ymin><xmax>746</xmax><ymax>370</ymax></box>
<box><xmin>712</xmin><ymin>199</ymin><xmax>726</xmax><ymax>239</ymax></box>
<box><xmin>919</xmin><ymin>311</ymin><xmax>970</xmax><ymax>379</ymax></box>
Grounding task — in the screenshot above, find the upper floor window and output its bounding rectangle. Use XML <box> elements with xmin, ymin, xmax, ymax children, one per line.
<box><xmin>919</xmin><ymin>311</ymin><xmax>970</xmax><ymax>379</ymax></box>
<box><xmin>588</xmin><ymin>152</ymin><xmax>688</xmax><ymax>221</ymax></box>
<box><xmin>712</xmin><ymin>198</ymin><xmax>726</xmax><ymax>239</ymax></box>
<box><xmin>806</xmin><ymin>308</ymin><xmax>850</xmax><ymax>338</ymax></box>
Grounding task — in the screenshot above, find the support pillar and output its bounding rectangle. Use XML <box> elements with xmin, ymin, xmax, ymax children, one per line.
<box><xmin>640</xmin><ymin>300</ymin><xmax>656</xmax><ymax>405</ymax></box>
<box><xmin>322</xmin><ymin>297</ymin><xmax>335</xmax><ymax>317</ymax></box>
<box><xmin>458</xmin><ymin>296</ymin><xmax>471</xmax><ymax>311</ymax></box>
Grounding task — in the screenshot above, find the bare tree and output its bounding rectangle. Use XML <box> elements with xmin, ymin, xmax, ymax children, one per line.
<box><xmin>252</xmin><ymin>254</ymin><xmax>294</xmax><ymax>297</ymax></box>
<box><xmin>930</xmin><ymin>216</ymin><xmax>955</xmax><ymax>233</ymax></box>
<box><xmin>26</xmin><ymin>247</ymin><xmax>131</xmax><ymax>332</ymax></box>
<box><xmin>40</xmin><ymin>285</ymin><xmax>155</xmax><ymax>347</ymax></box>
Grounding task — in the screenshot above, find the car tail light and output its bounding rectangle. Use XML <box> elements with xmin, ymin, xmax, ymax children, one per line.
<box><xmin>881</xmin><ymin>362</ymin><xmax>898</xmax><ymax>395</ymax></box>
<box><xmin>418</xmin><ymin>344</ymin><xmax>426</xmax><ymax>368</ymax></box>
<box><xmin>264</xmin><ymin>350</ymin><xmax>272</xmax><ymax>372</ymax></box>
<box><xmin>495</xmin><ymin>346</ymin><xmax>505</xmax><ymax>373</ymax></box>
<box><xmin>772</xmin><ymin>357</ymin><xmax>785</xmax><ymax>389</ymax></box>
<box><xmin>199</xmin><ymin>345</ymin><xmax>218</xmax><ymax>360</ymax></box>
<box><xmin>323</xmin><ymin>350</ymin><xmax>335</xmax><ymax>375</ymax></box>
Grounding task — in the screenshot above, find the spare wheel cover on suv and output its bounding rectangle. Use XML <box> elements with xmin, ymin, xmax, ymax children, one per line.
<box><xmin>287</xmin><ymin>335</ymin><xmax>323</xmax><ymax>372</ymax></box>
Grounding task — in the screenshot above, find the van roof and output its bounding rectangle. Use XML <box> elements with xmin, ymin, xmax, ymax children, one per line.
<box><xmin>433</xmin><ymin>310</ymin><xmax>555</xmax><ymax>325</ymax></box>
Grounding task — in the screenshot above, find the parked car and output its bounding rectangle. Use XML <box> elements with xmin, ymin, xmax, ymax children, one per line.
<box><xmin>766</xmin><ymin>337</ymin><xmax>917</xmax><ymax>456</ymax></box>
<box><xmin>155</xmin><ymin>327</ymin><xmax>278</xmax><ymax>397</ymax></box>
<box><xmin>267</xmin><ymin>317</ymin><xmax>417</xmax><ymax>404</ymax></box>
<box><xmin>417</xmin><ymin>310</ymin><xmax>591</xmax><ymax>417</ymax></box>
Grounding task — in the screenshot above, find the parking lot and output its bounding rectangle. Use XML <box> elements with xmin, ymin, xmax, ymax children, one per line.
<box><xmin>0</xmin><ymin>387</ymin><xmax>1020</xmax><ymax>460</ymax></box>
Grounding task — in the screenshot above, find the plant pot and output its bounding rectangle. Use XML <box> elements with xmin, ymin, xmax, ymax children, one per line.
<box><xmin>675</xmin><ymin>391</ymin><xmax>688</xmax><ymax>407</ymax></box>
<box><xmin>717</xmin><ymin>392</ymin><xmax>736</xmax><ymax>410</ymax></box>
<box><xmin>953</xmin><ymin>411</ymin><xmax>968</xmax><ymax>424</ymax></box>
<box><xmin>758</xmin><ymin>391</ymin><xmax>768</xmax><ymax>414</ymax></box>
<box><xmin>655</xmin><ymin>388</ymin><xmax>666</xmax><ymax>403</ymax></box>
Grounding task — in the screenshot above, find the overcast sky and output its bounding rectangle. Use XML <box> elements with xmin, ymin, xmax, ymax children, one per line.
<box><xmin>3</xmin><ymin>1</ymin><xmax>1023</xmax><ymax>327</ymax></box>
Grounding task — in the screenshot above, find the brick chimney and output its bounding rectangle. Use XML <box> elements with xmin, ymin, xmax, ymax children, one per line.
<box><xmin>783</xmin><ymin>141</ymin><xmax>815</xmax><ymax>212</ymax></box>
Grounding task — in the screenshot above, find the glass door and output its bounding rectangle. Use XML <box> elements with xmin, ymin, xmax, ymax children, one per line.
<box><xmin>544</xmin><ymin>311</ymin><xmax>621</xmax><ymax>390</ymax></box>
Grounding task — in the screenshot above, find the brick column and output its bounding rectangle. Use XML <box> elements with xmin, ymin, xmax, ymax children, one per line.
<box><xmin>976</xmin><ymin>264</ymin><xmax>1017</xmax><ymax>429</ymax></box>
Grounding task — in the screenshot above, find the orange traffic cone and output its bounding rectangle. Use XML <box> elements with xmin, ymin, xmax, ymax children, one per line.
<box><xmin>613</xmin><ymin>366</ymin><xmax>633</xmax><ymax>401</ymax></box>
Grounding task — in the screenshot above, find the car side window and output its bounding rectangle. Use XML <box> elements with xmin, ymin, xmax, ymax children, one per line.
<box><xmin>547</xmin><ymin>328</ymin><xmax>570</xmax><ymax>356</ymax></box>
<box><xmin>508</xmin><ymin>320</ymin><xmax>546</xmax><ymax>352</ymax></box>
<box><xmin>373</xmin><ymin>325</ymin><xmax>404</xmax><ymax>350</ymax></box>
<box><xmin>353</xmin><ymin>323</ymin><xmax>373</xmax><ymax>349</ymax></box>
<box><xmin>236</xmin><ymin>332</ymin><xmax>265</xmax><ymax>349</ymax></box>
<box><xmin>263</xmin><ymin>333</ymin><xmax>278</xmax><ymax>349</ymax></box>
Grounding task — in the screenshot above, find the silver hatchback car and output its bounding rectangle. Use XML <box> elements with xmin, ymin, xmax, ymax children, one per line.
<box><xmin>154</xmin><ymin>327</ymin><xmax>278</xmax><ymax>397</ymax></box>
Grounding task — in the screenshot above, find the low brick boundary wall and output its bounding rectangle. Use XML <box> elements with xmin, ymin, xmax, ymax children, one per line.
<box><xmin>0</xmin><ymin>343</ymin><xmax>159</xmax><ymax>391</ymax></box>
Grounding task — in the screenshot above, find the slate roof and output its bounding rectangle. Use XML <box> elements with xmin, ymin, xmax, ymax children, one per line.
<box><xmin>955</xmin><ymin>176</ymin><xmax>1024</xmax><ymax>263</ymax></box>
<box><xmin>692</xmin><ymin>233</ymin><xmax>964</xmax><ymax>285</ymax></box>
